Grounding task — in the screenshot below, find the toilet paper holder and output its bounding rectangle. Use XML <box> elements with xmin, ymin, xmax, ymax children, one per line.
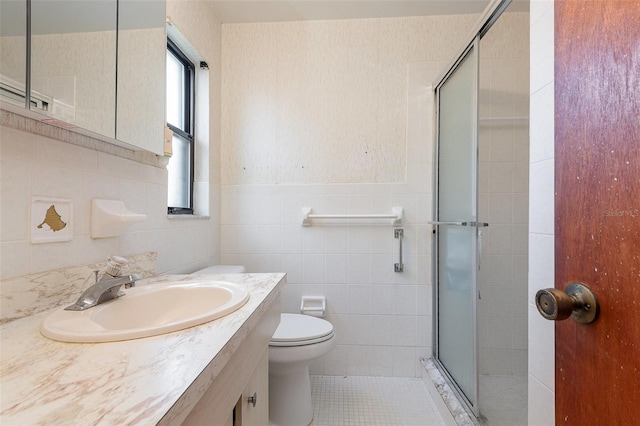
<box><xmin>300</xmin><ymin>296</ymin><xmax>326</xmax><ymax>317</ymax></box>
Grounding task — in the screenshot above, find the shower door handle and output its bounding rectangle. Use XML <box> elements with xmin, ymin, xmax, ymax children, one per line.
<box><xmin>428</xmin><ymin>221</ymin><xmax>489</xmax><ymax>227</ymax></box>
<box><xmin>467</xmin><ymin>221</ymin><xmax>489</xmax><ymax>227</ymax></box>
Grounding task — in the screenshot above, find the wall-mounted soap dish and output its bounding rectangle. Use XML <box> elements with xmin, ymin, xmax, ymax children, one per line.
<box><xmin>91</xmin><ymin>199</ymin><xmax>146</xmax><ymax>239</ymax></box>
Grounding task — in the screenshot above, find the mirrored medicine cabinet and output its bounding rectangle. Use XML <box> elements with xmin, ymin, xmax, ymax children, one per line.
<box><xmin>0</xmin><ymin>0</ymin><xmax>166</xmax><ymax>156</ymax></box>
<box><xmin>0</xmin><ymin>0</ymin><xmax>28</xmax><ymax>110</ymax></box>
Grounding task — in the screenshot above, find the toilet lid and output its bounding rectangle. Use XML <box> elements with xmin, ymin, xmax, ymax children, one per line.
<box><xmin>270</xmin><ymin>313</ymin><xmax>334</xmax><ymax>347</ymax></box>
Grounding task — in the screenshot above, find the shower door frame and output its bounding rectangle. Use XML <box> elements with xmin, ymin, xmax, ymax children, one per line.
<box><xmin>432</xmin><ymin>38</ymin><xmax>481</xmax><ymax>417</ymax></box>
<box><xmin>431</xmin><ymin>0</ymin><xmax>513</xmax><ymax>418</ymax></box>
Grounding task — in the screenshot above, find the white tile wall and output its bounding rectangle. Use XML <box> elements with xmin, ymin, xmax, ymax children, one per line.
<box><xmin>220</xmin><ymin>13</ymin><xmax>529</xmax><ymax>378</ymax></box>
<box><xmin>528</xmin><ymin>0</ymin><xmax>555</xmax><ymax>424</ymax></box>
<box><xmin>0</xmin><ymin>0</ymin><xmax>222</xmax><ymax>282</ymax></box>
<box><xmin>0</xmin><ymin>125</ymin><xmax>218</xmax><ymax>278</ymax></box>
<box><xmin>221</xmin><ymin>182</ymin><xmax>435</xmax><ymax>377</ymax></box>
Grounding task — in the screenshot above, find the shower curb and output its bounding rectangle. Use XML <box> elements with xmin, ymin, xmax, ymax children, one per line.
<box><xmin>420</xmin><ymin>358</ymin><xmax>477</xmax><ymax>426</ymax></box>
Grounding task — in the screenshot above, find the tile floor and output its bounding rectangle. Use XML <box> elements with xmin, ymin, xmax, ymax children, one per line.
<box><xmin>308</xmin><ymin>374</ymin><xmax>528</xmax><ymax>426</ymax></box>
<box><xmin>310</xmin><ymin>375</ymin><xmax>447</xmax><ymax>426</ymax></box>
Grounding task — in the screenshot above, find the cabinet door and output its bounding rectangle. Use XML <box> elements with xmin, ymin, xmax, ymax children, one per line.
<box><xmin>116</xmin><ymin>0</ymin><xmax>166</xmax><ymax>155</ymax></box>
<box><xmin>30</xmin><ymin>0</ymin><xmax>117</xmax><ymax>138</ymax></box>
<box><xmin>238</xmin><ymin>348</ymin><xmax>269</xmax><ymax>426</ymax></box>
<box><xmin>0</xmin><ymin>1</ymin><xmax>27</xmax><ymax>108</ymax></box>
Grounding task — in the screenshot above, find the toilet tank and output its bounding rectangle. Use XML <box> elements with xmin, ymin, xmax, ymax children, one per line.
<box><xmin>192</xmin><ymin>265</ymin><xmax>246</xmax><ymax>274</ymax></box>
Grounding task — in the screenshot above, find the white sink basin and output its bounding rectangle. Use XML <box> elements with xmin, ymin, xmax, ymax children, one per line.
<box><xmin>41</xmin><ymin>281</ymin><xmax>249</xmax><ymax>343</ymax></box>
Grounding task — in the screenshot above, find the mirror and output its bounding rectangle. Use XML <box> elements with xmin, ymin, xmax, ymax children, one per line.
<box><xmin>0</xmin><ymin>0</ymin><xmax>27</xmax><ymax>108</ymax></box>
<box><xmin>1</xmin><ymin>0</ymin><xmax>166</xmax><ymax>155</ymax></box>
<box><xmin>30</xmin><ymin>0</ymin><xmax>117</xmax><ymax>138</ymax></box>
<box><xmin>116</xmin><ymin>0</ymin><xmax>166</xmax><ymax>155</ymax></box>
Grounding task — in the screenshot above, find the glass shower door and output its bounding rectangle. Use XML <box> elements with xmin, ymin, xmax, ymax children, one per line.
<box><xmin>433</xmin><ymin>39</ymin><xmax>481</xmax><ymax>415</ymax></box>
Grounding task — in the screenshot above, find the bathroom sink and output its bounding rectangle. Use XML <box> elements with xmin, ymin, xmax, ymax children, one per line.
<box><xmin>41</xmin><ymin>281</ymin><xmax>250</xmax><ymax>343</ymax></box>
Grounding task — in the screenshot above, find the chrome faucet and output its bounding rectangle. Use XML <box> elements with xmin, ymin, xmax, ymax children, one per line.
<box><xmin>65</xmin><ymin>256</ymin><xmax>141</xmax><ymax>311</ymax></box>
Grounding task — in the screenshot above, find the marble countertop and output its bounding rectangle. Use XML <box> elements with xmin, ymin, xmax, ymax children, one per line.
<box><xmin>0</xmin><ymin>273</ymin><xmax>285</xmax><ymax>425</ymax></box>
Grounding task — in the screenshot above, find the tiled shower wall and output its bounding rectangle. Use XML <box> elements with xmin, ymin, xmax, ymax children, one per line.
<box><xmin>477</xmin><ymin>12</ymin><xmax>530</xmax><ymax>377</ymax></box>
<box><xmin>219</xmin><ymin>13</ymin><xmax>528</xmax><ymax>377</ymax></box>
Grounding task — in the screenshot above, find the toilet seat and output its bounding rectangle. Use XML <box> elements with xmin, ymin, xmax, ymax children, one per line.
<box><xmin>270</xmin><ymin>313</ymin><xmax>334</xmax><ymax>347</ymax></box>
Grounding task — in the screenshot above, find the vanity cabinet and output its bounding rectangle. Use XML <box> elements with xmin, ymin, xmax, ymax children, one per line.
<box><xmin>183</xmin><ymin>350</ymin><xmax>269</xmax><ymax>426</ymax></box>
<box><xmin>0</xmin><ymin>0</ymin><xmax>165</xmax><ymax>156</ymax></box>
<box><xmin>181</xmin><ymin>300</ymin><xmax>279</xmax><ymax>426</ymax></box>
<box><xmin>0</xmin><ymin>273</ymin><xmax>285</xmax><ymax>425</ymax></box>
<box><xmin>236</xmin><ymin>349</ymin><xmax>269</xmax><ymax>425</ymax></box>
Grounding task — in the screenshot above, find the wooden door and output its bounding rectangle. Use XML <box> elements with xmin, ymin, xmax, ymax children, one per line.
<box><xmin>555</xmin><ymin>0</ymin><xmax>640</xmax><ymax>424</ymax></box>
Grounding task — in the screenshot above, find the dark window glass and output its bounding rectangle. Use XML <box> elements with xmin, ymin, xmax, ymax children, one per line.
<box><xmin>166</xmin><ymin>39</ymin><xmax>194</xmax><ymax>214</ymax></box>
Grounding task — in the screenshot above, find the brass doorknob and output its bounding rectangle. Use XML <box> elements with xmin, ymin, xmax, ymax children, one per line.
<box><xmin>535</xmin><ymin>282</ymin><xmax>598</xmax><ymax>324</ymax></box>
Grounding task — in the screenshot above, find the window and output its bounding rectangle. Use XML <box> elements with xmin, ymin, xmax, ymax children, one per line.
<box><xmin>166</xmin><ymin>39</ymin><xmax>195</xmax><ymax>214</ymax></box>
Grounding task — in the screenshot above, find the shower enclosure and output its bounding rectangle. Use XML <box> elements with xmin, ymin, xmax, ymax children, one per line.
<box><xmin>432</xmin><ymin>38</ymin><xmax>483</xmax><ymax>412</ymax></box>
<box><xmin>431</xmin><ymin>0</ymin><xmax>529</xmax><ymax>422</ymax></box>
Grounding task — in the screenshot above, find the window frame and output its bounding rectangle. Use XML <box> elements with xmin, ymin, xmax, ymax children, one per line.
<box><xmin>166</xmin><ymin>38</ymin><xmax>195</xmax><ymax>215</ymax></box>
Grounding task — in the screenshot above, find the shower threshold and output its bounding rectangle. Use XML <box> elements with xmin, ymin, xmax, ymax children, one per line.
<box><xmin>421</xmin><ymin>357</ymin><xmax>478</xmax><ymax>425</ymax></box>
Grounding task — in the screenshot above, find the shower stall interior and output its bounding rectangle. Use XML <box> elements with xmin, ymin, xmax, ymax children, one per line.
<box><xmin>431</xmin><ymin>0</ymin><xmax>529</xmax><ymax>423</ymax></box>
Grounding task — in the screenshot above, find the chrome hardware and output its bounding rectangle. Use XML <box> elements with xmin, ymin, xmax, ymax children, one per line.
<box><xmin>65</xmin><ymin>256</ymin><xmax>140</xmax><ymax>311</ymax></box>
<box><xmin>248</xmin><ymin>392</ymin><xmax>257</xmax><ymax>408</ymax></box>
<box><xmin>467</xmin><ymin>221</ymin><xmax>489</xmax><ymax>227</ymax></box>
<box><xmin>105</xmin><ymin>255</ymin><xmax>129</xmax><ymax>277</ymax></box>
<box><xmin>428</xmin><ymin>220</ymin><xmax>489</xmax><ymax>227</ymax></box>
<box><xmin>394</xmin><ymin>228</ymin><xmax>404</xmax><ymax>273</ymax></box>
<box><xmin>477</xmin><ymin>229</ymin><xmax>484</xmax><ymax>271</ymax></box>
<box><xmin>65</xmin><ymin>274</ymin><xmax>141</xmax><ymax>311</ymax></box>
<box><xmin>535</xmin><ymin>282</ymin><xmax>599</xmax><ymax>324</ymax></box>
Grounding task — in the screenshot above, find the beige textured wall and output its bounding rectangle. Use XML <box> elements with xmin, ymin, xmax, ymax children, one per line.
<box><xmin>0</xmin><ymin>35</ymin><xmax>26</xmax><ymax>84</ymax></box>
<box><xmin>167</xmin><ymin>0</ymin><xmax>223</xmax><ymax>223</ymax></box>
<box><xmin>221</xmin><ymin>15</ymin><xmax>478</xmax><ymax>185</ymax></box>
<box><xmin>167</xmin><ymin>0</ymin><xmax>223</xmax><ymax>183</ymax></box>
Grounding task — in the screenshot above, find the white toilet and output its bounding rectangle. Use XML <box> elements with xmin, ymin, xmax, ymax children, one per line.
<box><xmin>192</xmin><ymin>264</ymin><xmax>245</xmax><ymax>274</ymax></box>
<box><xmin>269</xmin><ymin>312</ymin><xmax>335</xmax><ymax>426</ymax></box>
